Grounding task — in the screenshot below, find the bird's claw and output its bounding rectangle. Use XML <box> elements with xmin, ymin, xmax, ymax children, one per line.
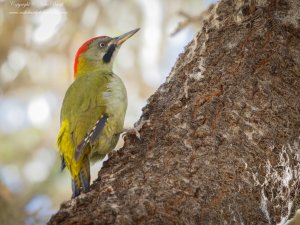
<box><xmin>122</xmin><ymin>128</ymin><xmax>141</xmax><ymax>140</ymax></box>
<box><xmin>122</xmin><ymin>119</ymin><xmax>150</xmax><ymax>140</ymax></box>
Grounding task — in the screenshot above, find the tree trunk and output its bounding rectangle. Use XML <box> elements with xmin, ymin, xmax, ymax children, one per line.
<box><xmin>48</xmin><ymin>0</ymin><xmax>300</xmax><ymax>224</ymax></box>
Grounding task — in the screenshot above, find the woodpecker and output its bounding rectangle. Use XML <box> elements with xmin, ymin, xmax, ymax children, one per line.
<box><xmin>57</xmin><ymin>28</ymin><xmax>140</xmax><ymax>198</ymax></box>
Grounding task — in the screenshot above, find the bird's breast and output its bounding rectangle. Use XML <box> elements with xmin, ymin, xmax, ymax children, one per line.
<box><xmin>103</xmin><ymin>74</ymin><xmax>127</xmax><ymax>130</ymax></box>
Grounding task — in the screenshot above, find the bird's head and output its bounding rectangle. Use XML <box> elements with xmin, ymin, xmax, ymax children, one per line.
<box><xmin>74</xmin><ymin>28</ymin><xmax>140</xmax><ymax>78</ymax></box>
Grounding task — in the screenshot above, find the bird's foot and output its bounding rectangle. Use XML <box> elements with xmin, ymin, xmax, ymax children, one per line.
<box><xmin>122</xmin><ymin>119</ymin><xmax>150</xmax><ymax>140</ymax></box>
<box><xmin>122</xmin><ymin>127</ymin><xmax>141</xmax><ymax>140</ymax></box>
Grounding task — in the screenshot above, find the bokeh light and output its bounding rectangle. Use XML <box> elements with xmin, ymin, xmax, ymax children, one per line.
<box><xmin>27</xmin><ymin>96</ymin><xmax>51</xmax><ymax>128</ymax></box>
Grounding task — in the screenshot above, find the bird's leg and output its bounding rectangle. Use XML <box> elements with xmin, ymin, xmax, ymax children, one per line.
<box><xmin>121</xmin><ymin>119</ymin><xmax>150</xmax><ymax>140</ymax></box>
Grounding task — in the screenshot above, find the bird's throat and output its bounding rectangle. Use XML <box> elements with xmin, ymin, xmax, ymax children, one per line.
<box><xmin>74</xmin><ymin>56</ymin><xmax>112</xmax><ymax>79</ymax></box>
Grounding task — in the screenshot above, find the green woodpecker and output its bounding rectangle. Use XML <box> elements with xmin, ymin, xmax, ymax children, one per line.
<box><xmin>57</xmin><ymin>28</ymin><xmax>139</xmax><ymax>198</ymax></box>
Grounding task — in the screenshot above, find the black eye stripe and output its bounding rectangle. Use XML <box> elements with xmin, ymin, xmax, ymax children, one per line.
<box><xmin>102</xmin><ymin>44</ymin><xmax>116</xmax><ymax>63</ymax></box>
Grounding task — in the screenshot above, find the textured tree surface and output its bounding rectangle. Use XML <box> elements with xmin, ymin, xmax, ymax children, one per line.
<box><xmin>48</xmin><ymin>0</ymin><xmax>300</xmax><ymax>224</ymax></box>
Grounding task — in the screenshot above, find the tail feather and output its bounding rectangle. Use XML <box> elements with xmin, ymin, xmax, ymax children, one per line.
<box><xmin>80</xmin><ymin>157</ymin><xmax>90</xmax><ymax>193</ymax></box>
<box><xmin>71</xmin><ymin>178</ymin><xmax>80</xmax><ymax>198</ymax></box>
<box><xmin>70</xmin><ymin>157</ymin><xmax>91</xmax><ymax>198</ymax></box>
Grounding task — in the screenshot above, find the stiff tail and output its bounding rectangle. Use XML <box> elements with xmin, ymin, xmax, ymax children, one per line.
<box><xmin>80</xmin><ymin>156</ymin><xmax>90</xmax><ymax>193</ymax></box>
<box><xmin>71</xmin><ymin>156</ymin><xmax>91</xmax><ymax>198</ymax></box>
<box><xmin>71</xmin><ymin>178</ymin><xmax>80</xmax><ymax>198</ymax></box>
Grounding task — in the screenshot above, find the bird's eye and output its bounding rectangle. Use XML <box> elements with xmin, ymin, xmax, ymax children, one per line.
<box><xmin>99</xmin><ymin>42</ymin><xmax>106</xmax><ymax>48</ymax></box>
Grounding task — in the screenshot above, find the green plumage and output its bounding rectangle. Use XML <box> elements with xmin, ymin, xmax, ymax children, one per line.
<box><xmin>57</xmin><ymin>71</ymin><xmax>127</xmax><ymax>197</ymax></box>
<box><xmin>61</xmin><ymin>72</ymin><xmax>127</xmax><ymax>151</ymax></box>
<box><xmin>57</xmin><ymin>28</ymin><xmax>138</xmax><ymax>198</ymax></box>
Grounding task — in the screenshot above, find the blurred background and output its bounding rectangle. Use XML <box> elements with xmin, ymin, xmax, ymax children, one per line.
<box><xmin>0</xmin><ymin>0</ymin><xmax>215</xmax><ymax>224</ymax></box>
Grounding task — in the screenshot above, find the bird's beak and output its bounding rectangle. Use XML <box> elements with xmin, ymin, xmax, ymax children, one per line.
<box><xmin>114</xmin><ymin>28</ymin><xmax>140</xmax><ymax>46</ymax></box>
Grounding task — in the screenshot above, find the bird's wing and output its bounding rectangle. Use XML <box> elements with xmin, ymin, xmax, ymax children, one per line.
<box><xmin>74</xmin><ymin>113</ymin><xmax>108</xmax><ymax>161</ymax></box>
<box><xmin>58</xmin><ymin>73</ymin><xmax>110</xmax><ymax>169</ymax></box>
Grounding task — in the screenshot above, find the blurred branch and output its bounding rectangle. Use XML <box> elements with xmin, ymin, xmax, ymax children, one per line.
<box><xmin>0</xmin><ymin>183</ymin><xmax>25</xmax><ymax>225</ymax></box>
<box><xmin>171</xmin><ymin>4</ymin><xmax>215</xmax><ymax>36</ymax></box>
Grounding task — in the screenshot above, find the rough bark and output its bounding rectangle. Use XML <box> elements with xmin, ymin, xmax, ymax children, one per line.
<box><xmin>48</xmin><ymin>0</ymin><xmax>300</xmax><ymax>224</ymax></box>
